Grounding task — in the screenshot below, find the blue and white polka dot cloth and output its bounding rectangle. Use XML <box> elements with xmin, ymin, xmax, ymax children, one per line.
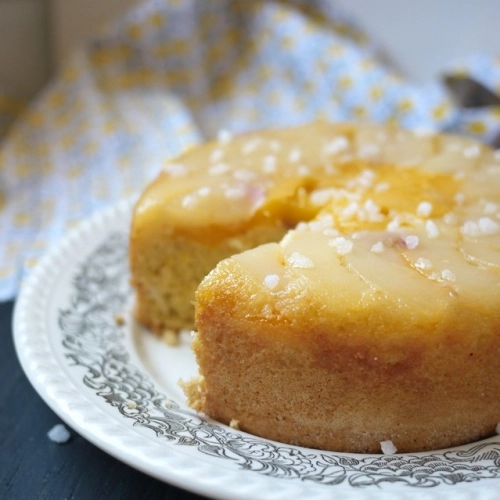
<box><xmin>1</xmin><ymin>0</ymin><xmax>500</xmax><ymax>299</ymax></box>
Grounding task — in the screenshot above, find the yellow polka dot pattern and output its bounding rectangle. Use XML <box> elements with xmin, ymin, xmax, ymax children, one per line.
<box><xmin>1</xmin><ymin>0</ymin><xmax>499</xmax><ymax>299</ymax></box>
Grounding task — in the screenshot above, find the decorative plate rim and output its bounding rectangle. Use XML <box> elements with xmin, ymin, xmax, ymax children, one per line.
<box><xmin>12</xmin><ymin>198</ymin><xmax>500</xmax><ymax>500</ymax></box>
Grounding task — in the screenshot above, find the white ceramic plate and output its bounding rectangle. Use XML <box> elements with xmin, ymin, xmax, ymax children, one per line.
<box><xmin>13</xmin><ymin>199</ymin><xmax>500</xmax><ymax>500</ymax></box>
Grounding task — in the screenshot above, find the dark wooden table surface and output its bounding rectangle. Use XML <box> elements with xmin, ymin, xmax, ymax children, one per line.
<box><xmin>0</xmin><ymin>299</ymin><xmax>207</xmax><ymax>500</ymax></box>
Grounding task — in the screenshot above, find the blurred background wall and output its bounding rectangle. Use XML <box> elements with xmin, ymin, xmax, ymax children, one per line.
<box><xmin>0</xmin><ymin>0</ymin><xmax>137</xmax><ymax>108</ymax></box>
<box><xmin>2</xmin><ymin>0</ymin><xmax>500</xmax><ymax>107</ymax></box>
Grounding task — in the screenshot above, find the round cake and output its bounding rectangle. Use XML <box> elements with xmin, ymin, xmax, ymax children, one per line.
<box><xmin>130</xmin><ymin>122</ymin><xmax>500</xmax><ymax>453</ymax></box>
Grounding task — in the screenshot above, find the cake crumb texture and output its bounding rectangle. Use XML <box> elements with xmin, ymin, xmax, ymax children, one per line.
<box><xmin>131</xmin><ymin>122</ymin><xmax>500</xmax><ymax>453</ymax></box>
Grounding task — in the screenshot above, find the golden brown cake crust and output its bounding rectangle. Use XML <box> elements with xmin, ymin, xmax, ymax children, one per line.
<box><xmin>190</xmin><ymin>260</ymin><xmax>500</xmax><ymax>453</ymax></box>
<box><xmin>131</xmin><ymin>121</ymin><xmax>500</xmax><ymax>452</ymax></box>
